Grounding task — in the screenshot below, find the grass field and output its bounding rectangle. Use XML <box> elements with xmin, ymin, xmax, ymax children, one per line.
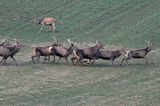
<box><xmin>0</xmin><ymin>0</ymin><xmax>160</xmax><ymax>105</ymax></box>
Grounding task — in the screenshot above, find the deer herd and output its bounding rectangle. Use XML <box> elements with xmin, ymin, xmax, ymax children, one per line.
<box><xmin>0</xmin><ymin>17</ymin><xmax>154</xmax><ymax>66</ymax></box>
<box><xmin>0</xmin><ymin>38</ymin><xmax>154</xmax><ymax>66</ymax></box>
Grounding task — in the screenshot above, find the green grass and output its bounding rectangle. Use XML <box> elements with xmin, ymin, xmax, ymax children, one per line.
<box><xmin>0</xmin><ymin>0</ymin><xmax>160</xmax><ymax>106</ymax></box>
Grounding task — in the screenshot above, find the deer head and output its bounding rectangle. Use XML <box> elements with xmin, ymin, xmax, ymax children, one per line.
<box><xmin>95</xmin><ymin>40</ymin><xmax>104</xmax><ymax>49</ymax></box>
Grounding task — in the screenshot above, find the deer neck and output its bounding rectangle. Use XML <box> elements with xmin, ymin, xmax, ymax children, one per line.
<box><xmin>12</xmin><ymin>46</ymin><xmax>20</xmax><ymax>54</ymax></box>
<box><xmin>116</xmin><ymin>50</ymin><xmax>122</xmax><ymax>57</ymax></box>
<box><xmin>145</xmin><ymin>47</ymin><xmax>151</xmax><ymax>54</ymax></box>
<box><xmin>93</xmin><ymin>46</ymin><xmax>100</xmax><ymax>54</ymax></box>
<box><xmin>67</xmin><ymin>45</ymin><xmax>74</xmax><ymax>55</ymax></box>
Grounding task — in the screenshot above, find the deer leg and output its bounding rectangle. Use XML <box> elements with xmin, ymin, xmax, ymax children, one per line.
<box><xmin>0</xmin><ymin>57</ymin><xmax>4</xmax><ymax>63</ymax></box>
<box><xmin>44</xmin><ymin>55</ymin><xmax>50</xmax><ymax>61</ymax></box>
<box><xmin>90</xmin><ymin>58</ymin><xmax>96</xmax><ymax>65</ymax></box>
<box><xmin>144</xmin><ymin>56</ymin><xmax>148</xmax><ymax>64</ymax></box>
<box><xmin>43</xmin><ymin>56</ymin><xmax>47</xmax><ymax>61</ymax></box>
<box><xmin>88</xmin><ymin>59</ymin><xmax>91</xmax><ymax>64</ymax></box>
<box><xmin>84</xmin><ymin>59</ymin><xmax>91</xmax><ymax>64</ymax></box>
<box><xmin>125</xmin><ymin>59</ymin><xmax>129</xmax><ymax>66</ymax></box>
<box><xmin>148</xmin><ymin>55</ymin><xmax>154</xmax><ymax>65</ymax></box>
<box><xmin>11</xmin><ymin>56</ymin><xmax>18</xmax><ymax>66</ymax></box>
<box><xmin>79</xmin><ymin>59</ymin><xmax>86</xmax><ymax>66</ymax></box>
<box><xmin>2</xmin><ymin>57</ymin><xmax>8</xmax><ymax>65</ymax></box>
<box><xmin>65</xmin><ymin>57</ymin><xmax>69</xmax><ymax>65</ymax></box>
<box><xmin>76</xmin><ymin>59</ymin><xmax>80</xmax><ymax>65</ymax></box>
<box><xmin>31</xmin><ymin>55</ymin><xmax>36</xmax><ymax>63</ymax></box>
<box><xmin>121</xmin><ymin>57</ymin><xmax>129</xmax><ymax>65</ymax></box>
<box><xmin>52</xmin><ymin>55</ymin><xmax>55</xmax><ymax>63</ymax></box>
<box><xmin>48</xmin><ymin>56</ymin><xmax>50</xmax><ymax>61</ymax></box>
<box><xmin>71</xmin><ymin>56</ymin><xmax>81</xmax><ymax>66</ymax></box>
<box><xmin>111</xmin><ymin>59</ymin><xmax>114</xmax><ymax>65</ymax></box>
<box><xmin>120</xmin><ymin>58</ymin><xmax>125</xmax><ymax>65</ymax></box>
<box><xmin>38</xmin><ymin>27</ymin><xmax>43</xmax><ymax>33</ymax></box>
<box><xmin>47</xmin><ymin>25</ymin><xmax>52</xmax><ymax>32</ymax></box>
<box><xmin>52</xmin><ymin>23</ymin><xmax>55</xmax><ymax>31</ymax></box>
<box><xmin>90</xmin><ymin>60</ymin><xmax>95</xmax><ymax>64</ymax></box>
<box><xmin>71</xmin><ymin>57</ymin><xmax>76</xmax><ymax>65</ymax></box>
<box><xmin>57</xmin><ymin>57</ymin><xmax>61</xmax><ymax>62</ymax></box>
<box><xmin>44</xmin><ymin>56</ymin><xmax>50</xmax><ymax>61</ymax></box>
<box><xmin>3</xmin><ymin>59</ymin><xmax>6</xmax><ymax>65</ymax></box>
<box><xmin>36</xmin><ymin>55</ymin><xmax>40</xmax><ymax>61</ymax></box>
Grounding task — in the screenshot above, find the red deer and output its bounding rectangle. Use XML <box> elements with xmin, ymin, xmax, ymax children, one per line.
<box><xmin>96</xmin><ymin>48</ymin><xmax>126</xmax><ymax>65</ymax></box>
<box><xmin>31</xmin><ymin>40</ymin><xmax>61</xmax><ymax>63</ymax></box>
<box><xmin>120</xmin><ymin>41</ymin><xmax>153</xmax><ymax>65</ymax></box>
<box><xmin>35</xmin><ymin>17</ymin><xmax>56</xmax><ymax>33</ymax></box>
<box><xmin>50</xmin><ymin>39</ymin><xmax>77</xmax><ymax>64</ymax></box>
<box><xmin>0</xmin><ymin>39</ymin><xmax>24</xmax><ymax>65</ymax></box>
<box><xmin>71</xmin><ymin>41</ymin><xmax>104</xmax><ymax>66</ymax></box>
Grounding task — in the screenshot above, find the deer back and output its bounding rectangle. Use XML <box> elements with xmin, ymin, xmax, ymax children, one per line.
<box><xmin>41</xmin><ymin>17</ymin><xmax>56</xmax><ymax>25</ymax></box>
<box><xmin>98</xmin><ymin>51</ymin><xmax>113</xmax><ymax>59</ymax></box>
<box><xmin>53</xmin><ymin>46</ymin><xmax>68</xmax><ymax>56</ymax></box>
<box><xmin>0</xmin><ymin>46</ymin><xmax>11</xmax><ymax>56</ymax></box>
<box><xmin>82</xmin><ymin>42</ymin><xmax>104</xmax><ymax>58</ymax></box>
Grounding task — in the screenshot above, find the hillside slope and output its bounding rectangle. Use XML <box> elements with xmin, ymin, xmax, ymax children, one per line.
<box><xmin>0</xmin><ymin>0</ymin><xmax>160</xmax><ymax>106</ymax></box>
<box><xmin>1</xmin><ymin>0</ymin><xmax>160</xmax><ymax>47</ymax></box>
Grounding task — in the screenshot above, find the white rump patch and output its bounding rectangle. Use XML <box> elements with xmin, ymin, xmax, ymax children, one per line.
<box><xmin>125</xmin><ymin>50</ymin><xmax>130</xmax><ymax>57</ymax></box>
<box><xmin>48</xmin><ymin>46</ymin><xmax>52</xmax><ymax>53</ymax></box>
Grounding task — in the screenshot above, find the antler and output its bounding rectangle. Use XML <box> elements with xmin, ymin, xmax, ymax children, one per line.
<box><xmin>96</xmin><ymin>40</ymin><xmax>100</xmax><ymax>44</ymax></box>
<box><xmin>13</xmin><ymin>37</ymin><xmax>18</xmax><ymax>47</ymax></box>
<box><xmin>67</xmin><ymin>38</ymin><xmax>72</xmax><ymax>44</ymax></box>
<box><xmin>52</xmin><ymin>36</ymin><xmax>59</xmax><ymax>43</ymax></box>
<box><xmin>146</xmin><ymin>40</ymin><xmax>152</xmax><ymax>46</ymax></box>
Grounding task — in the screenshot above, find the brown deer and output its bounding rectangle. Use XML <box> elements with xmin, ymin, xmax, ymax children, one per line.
<box><xmin>0</xmin><ymin>40</ymin><xmax>24</xmax><ymax>65</ymax></box>
<box><xmin>71</xmin><ymin>41</ymin><xmax>104</xmax><ymax>66</ymax></box>
<box><xmin>35</xmin><ymin>17</ymin><xmax>56</xmax><ymax>33</ymax></box>
<box><xmin>120</xmin><ymin>41</ymin><xmax>153</xmax><ymax>65</ymax></box>
<box><xmin>31</xmin><ymin>39</ymin><xmax>61</xmax><ymax>63</ymax></box>
<box><xmin>50</xmin><ymin>39</ymin><xmax>77</xmax><ymax>64</ymax></box>
<box><xmin>96</xmin><ymin>48</ymin><xmax>126</xmax><ymax>65</ymax></box>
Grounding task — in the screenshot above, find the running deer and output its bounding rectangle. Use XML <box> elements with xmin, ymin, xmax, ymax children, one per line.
<box><xmin>96</xmin><ymin>48</ymin><xmax>126</xmax><ymax>65</ymax></box>
<box><xmin>71</xmin><ymin>41</ymin><xmax>104</xmax><ymax>66</ymax></box>
<box><xmin>0</xmin><ymin>39</ymin><xmax>24</xmax><ymax>65</ymax></box>
<box><xmin>120</xmin><ymin>41</ymin><xmax>153</xmax><ymax>65</ymax></box>
<box><xmin>50</xmin><ymin>39</ymin><xmax>77</xmax><ymax>64</ymax></box>
<box><xmin>31</xmin><ymin>38</ymin><xmax>61</xmax><ymax>63</ymax></box>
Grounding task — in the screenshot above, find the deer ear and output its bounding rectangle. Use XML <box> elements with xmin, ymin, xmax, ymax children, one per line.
<box><xmin>52</xmin><ymin>36</ymin><xmax>58</xmax><ymax>42</ymax></box>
